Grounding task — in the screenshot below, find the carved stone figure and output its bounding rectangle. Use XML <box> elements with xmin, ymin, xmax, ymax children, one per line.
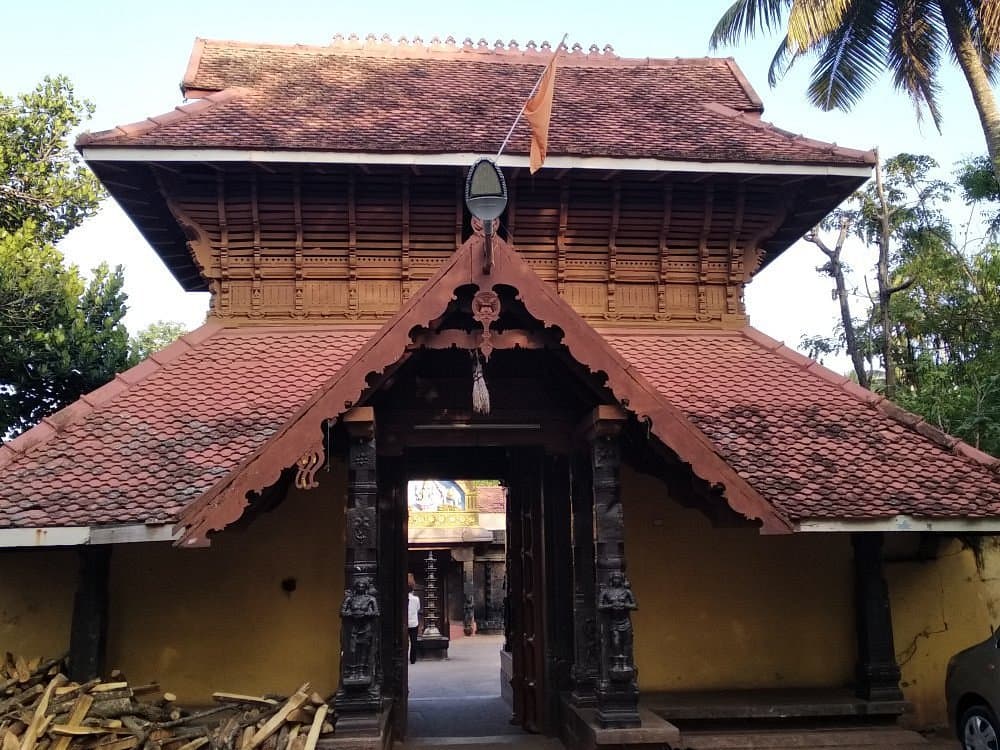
<box><xmin>341</xmin><ymin>577</ymin><xmax>380</xmax><ymax>682</ymax></box>
<box><xmin>598</xmin><ymin>572</ymin><xmax>637</xmax><ymax>669</ymax></box>
<box><xmin>463</xmin><ymin>593</ymin><xmax>475</xmax><ymax>635</ymax></box>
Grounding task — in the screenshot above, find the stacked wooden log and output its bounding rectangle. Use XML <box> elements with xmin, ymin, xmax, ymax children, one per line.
<box><xmin>0</xmin><ymin>657</ymin><xmax>335</xmax><ymax>750</ymax></box>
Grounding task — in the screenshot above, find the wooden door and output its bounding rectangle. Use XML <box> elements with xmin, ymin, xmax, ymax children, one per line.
<box><xmin>506</xmin><ymin>448</ymin><xmax>547</xmax><ymax>733</ymax></box>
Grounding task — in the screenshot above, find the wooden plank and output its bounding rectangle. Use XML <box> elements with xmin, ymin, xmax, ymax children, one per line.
<box><xmin>173</xmin><ymin>737</ymin><xmax>208</xmax><ymax>750</ymax></box>
<box><xmin>211</xmin><ymin>694</ymin><xmax>278</xmax><ymax>708</ymax></box>
<box><xmin>50</xmin><ymin>726</ymin><xmax>109</xmax><ymax>737</ymax></box>
<box><xmin>300</xmin><ymin>705</ymin><xmax>326</xmax><ymax>750</ymax></box>
<box><xmin>92</xmin><ymin>737</ymin><xmax>138</xmax><ymax>750</ymax></box>
<box><xmin>246</xmin><ymin>685</ymin><xmax>310</xmax><ymax>750</ymax></box>
<box><xmin>52</xmin><ymin>694</ymin><xmax>94</xmax><ymax>750</ymax></box>
<box><xmin>90</xmin><ymin>684</ymin><xmax>128</xmax><ymax>694</ymax></box>
<box><xmin>20</xmin><ymin>674</ymin><xmax>66</xmax><ymax>750</ymax></box>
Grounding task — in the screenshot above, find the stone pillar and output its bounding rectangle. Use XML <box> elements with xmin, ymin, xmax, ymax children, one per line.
<box><xmin>68</xmin><ymin>545</ymin><xmax>111</xmax><ymax>682</ymax></box>
<box><xmin>853</xmin><ymin>532</ymin><xmax>904</xmax><ymax>701</ymax></box>
<box><xmin>463</xmin><ymin>558</ymin><xmax>476</xmax><ymax>636</ymax></box>
<box><xmin>570</xmin><ymin>451</ymin><xmax>598</xmax><ymax>706</ymax></box>
<box><xmin>334</xmin><ymin>407</ymin><xmax>382</xmax><ymax>732</ymax></box>
<box><xmin>587</xmin><ymin>406</ymin><xmax>640</xmax><ymax>729</ymax></box>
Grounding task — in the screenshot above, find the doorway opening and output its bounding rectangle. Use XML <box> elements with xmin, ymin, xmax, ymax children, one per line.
<box><xmin>405</xmin><ymin>478</ymin><xmax>514</xmax><ymax>738</ymax></box>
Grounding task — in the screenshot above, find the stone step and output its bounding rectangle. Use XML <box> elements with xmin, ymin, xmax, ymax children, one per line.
<box><xmin>678</xmin><ymin>726</ymin><xmax>939</xmax><ymax>749</ymax></box>
<box><xmin>394</xmin><ymin>737</ymin><xmax>562</xmax><ymax>750</ymax></box>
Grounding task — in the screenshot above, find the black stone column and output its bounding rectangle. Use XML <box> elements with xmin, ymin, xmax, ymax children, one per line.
<box><xmin>68</xmin><ymin>545</ymin><xmax>111</xmax><ymax>682</ymax></box>
<box><xmin>853</xmin><ymin>532</ymin><xmax>904</xmax><ymax>702</ymax></box>
<box><xmin>334</xmin><ymin>407</ymin><xmax>382</xmax><ymax>733</ymax></box>
<box><xmin>587</xmin><ymin>407</ymin><xmax>640</xmax><ymax>729</ymax></box>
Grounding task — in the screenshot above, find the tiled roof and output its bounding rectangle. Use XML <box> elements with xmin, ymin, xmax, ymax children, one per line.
<box><xmin>0</xmin><ymin>323</ymin><xmax>374</xmax><ymax>528</ymax></box>
<box><xmin>2</xmin><ymin>322</ymin><xmax>997</xmax><ymax>531</ymax></box>
<box><xmin>605</xmin><ymin>329</ymin><xmax>1000</xmax><ymax>520</ymax></box>
<box><xmin>77</xmin><ymin>37</ymin><xmax>873</xmax><ymax>167</ymax></box>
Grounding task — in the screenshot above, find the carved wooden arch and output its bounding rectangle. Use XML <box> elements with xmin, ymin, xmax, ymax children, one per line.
<box><xmin>177</xmin><ymin>233</ymin><xmax>791</xmax><ymax>546</ymax></box>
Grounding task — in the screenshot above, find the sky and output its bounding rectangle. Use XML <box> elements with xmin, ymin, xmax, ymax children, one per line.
<box><xmin>2</xmin><ymin>0</ymin><xmax>992</xmax><ymax>368</ymax></box>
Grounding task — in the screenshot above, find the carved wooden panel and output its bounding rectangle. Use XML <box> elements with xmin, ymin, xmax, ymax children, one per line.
<box><xmin>159</xmin><ymin>165</ymin><xmax>788</xmax><ymax>326</ymax></box>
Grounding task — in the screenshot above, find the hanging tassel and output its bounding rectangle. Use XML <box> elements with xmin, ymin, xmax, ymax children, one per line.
<box><xmin>472</xmin><ymin>351</ymin><xmax>491</xmax><ymax>415</ymax></box>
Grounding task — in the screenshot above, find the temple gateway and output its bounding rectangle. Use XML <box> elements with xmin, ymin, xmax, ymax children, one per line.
<box><xmin>2</xmin><ymin>36</ymin><xmax>1000</xmax><ymax>749</ymax></box>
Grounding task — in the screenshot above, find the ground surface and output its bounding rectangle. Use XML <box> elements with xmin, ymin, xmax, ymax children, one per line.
<box><xmin>405</xmin><ymin>634</ymin><xmax>521</xmax><ymax>739</ymax></box>
<box><xmin>398</xmin><ymin>635</ymin><xmax>962</xmax><ymax>749</ymax></box>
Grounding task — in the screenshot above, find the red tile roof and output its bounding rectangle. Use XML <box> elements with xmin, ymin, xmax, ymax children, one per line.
<box><xmin>77</xmin><ymin>37</ymin><xmax>873</xmax><ymax>167</ymax></box>
<box><xmin>605</xmin><ymin>329</ymin><xmax>1000</xmax><ymax>520</ymax></box>
<box><xmin>0</xmin><ymin>323</ymin><xmax>375</xmax><ymax>529</ymax></box>
<box><xmin>2</xmin><ymin>322</ymin><xmax>997</xmax><ymax>531</ymax></box>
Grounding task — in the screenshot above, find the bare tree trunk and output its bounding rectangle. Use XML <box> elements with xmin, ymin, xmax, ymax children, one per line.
<box><xmin>806</xmin><ymin>217</ymin><xmax>870</xmax><ymax>388</ymax></box>
<box><xmin>940</xmin><ymin>0</ymin><xmax>1000</xmax><ymax>184</ymax></box>
<box><xmin>874</xmin><ymin>156</ymin><xmax>897</xmax><ymax>399</ymax></box>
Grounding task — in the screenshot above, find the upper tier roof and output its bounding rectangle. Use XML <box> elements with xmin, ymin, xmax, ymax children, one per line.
<box><xmin>78</xmin><ymin>36</ymin><xmax>873</xmax><ymax>168</ymax></box>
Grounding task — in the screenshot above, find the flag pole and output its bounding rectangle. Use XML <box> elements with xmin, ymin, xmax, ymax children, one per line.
<box><xmin>495</xmin><ymin>33</ymin><xmax>568</xmax><ymax>161</ymax></box>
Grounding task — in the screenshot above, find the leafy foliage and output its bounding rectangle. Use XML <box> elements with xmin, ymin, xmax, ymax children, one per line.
<box><xmin>127</xmin><ymin>321</ymin><xmax>187</xmax><ymax>366</ymax></box>
<box><xmin>0</xmin><ymin>77</ymin><xmax>131</xmax><ymax>440</ymax></box>
<box><xmin>709</xmin><ymin>0</ymin><xmax>1000</xmax><ymax>181</ymax></box>
<box><xmin>804</xmin><ymin>152</ymin><xmax>1000</xmax><ymax>457</ymax></box>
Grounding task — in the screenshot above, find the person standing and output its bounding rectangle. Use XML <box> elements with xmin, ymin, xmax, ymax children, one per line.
<box><xmin>407</xmin><ymin>584</ymin><xmax>421</xmax><ymax>664</ymax></box>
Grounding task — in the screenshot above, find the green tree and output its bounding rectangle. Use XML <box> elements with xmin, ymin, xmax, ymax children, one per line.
<box><xmin>128</xmin><ymin>321</ymin><xmax>187</xmax><ymax>366</ymax></box>
<box><xmin>803</xmin><ymin>152</ymin><xmax>1000</xmax><ymax>456</ymax></box>
<box><xmin>709</xmin><ymin>1</ymin><xmax>1000</xmax><ymax>183</ymax></box>
<box><xmin>1</xmin><ymin>76</ymin><xmax>102</xmax><ymax>240</ymax></box>
<box><xmin>0</xmin><ymin>77</ymin><xmax>130</xmax><ymax>440</ymax></box>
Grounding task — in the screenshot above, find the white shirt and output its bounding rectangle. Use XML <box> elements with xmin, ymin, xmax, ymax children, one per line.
<box><xmin>408</xmin><ymin>592</ymin><xmax>420</xmax><ymax>628</ymax></box>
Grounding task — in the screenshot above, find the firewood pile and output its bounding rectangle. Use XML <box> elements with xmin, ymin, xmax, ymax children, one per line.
<box><xmin>0</xmin><ymin>656</ymin><xmax>334</xmax><ymax>750</ymax></box>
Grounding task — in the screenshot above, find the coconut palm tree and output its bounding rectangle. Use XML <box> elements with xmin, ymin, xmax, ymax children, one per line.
<box><xmin>709</xmin><ymin>0</ymin><xmax>1000</xmax><ymax>182</ymax></box>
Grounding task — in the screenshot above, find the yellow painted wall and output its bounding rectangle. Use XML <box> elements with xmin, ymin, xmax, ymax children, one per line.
<box><xmin>0</xmin><ymin>548</ymin><xmax>77</xmax><ymax>657</ymax></box>
<box><xmin>888</xmin><ymin>536</ymin><xmax>1000</xmax><ymax>728</ymax></box>
<box><xmin>624</xmin><ymin>467</ymin><xmax>857</xmax><ymax>691</ymax></box>
<box><xmin>107</xmin><ymin>463</ymin><xmax>347</xmax><ymax>705</ymax></box>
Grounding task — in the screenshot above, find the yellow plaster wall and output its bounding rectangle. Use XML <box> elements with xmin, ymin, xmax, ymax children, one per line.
<box><xmin>0</xmin><ymin>548</ymin><xmax>77</xmax><ymax>657</ymax></box>
<box><xmin>888</xmin><ymin>536</ymin><xmax>1000</xmax><ymax>728</ymax></box>
<box><xmin>107</xmin><ymin>464</ymin><xmax>347</xmax><ymax>705</ymax></box>
<box><xmin>623</xmin><ymin>468</ymin><xmax>856</xmax><ymax>691</ymax></box>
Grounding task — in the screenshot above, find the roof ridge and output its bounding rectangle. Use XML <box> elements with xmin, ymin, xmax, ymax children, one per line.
<box><xmin>702</xmin><ymin>103</ymin><xmax>876</xmax><ymax>164</ymax></box>
<box><xmin>77</xmin><ymin>89</ymin><xmax>250</xmax><ymax>147</ymax></box>
<box><xmin>740</xmin><ymin>326</ymin><xmax>1000</xmax><ymax>475</ymax></box>
<box><xmin>182</xmin><ymin>35</ymin><xmax>744</xmax><ymax>80</ymax></box>
<box><xmin>0</xmin><ymin>321</ymin><xmax>224</xmax><ymax>469</ymax></box>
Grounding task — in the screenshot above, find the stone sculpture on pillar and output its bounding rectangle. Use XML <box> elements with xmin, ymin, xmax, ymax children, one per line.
<box><xmin>598</xmin><ymin>572</ymin><xmax>637</xmax><ymax>679</ymax></box>
<box><xmin>340</xmin><ymin>577</ymin><xmax>380</xmax><ymax>683</ymax></box>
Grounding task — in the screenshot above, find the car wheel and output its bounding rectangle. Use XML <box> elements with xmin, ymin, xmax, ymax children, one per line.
<box><xmin>961</xmin><ymin>705</ymin><xmax>1000</xmax><ymax>750</ymax></box>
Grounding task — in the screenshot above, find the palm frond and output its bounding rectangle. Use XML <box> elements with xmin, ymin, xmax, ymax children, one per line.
<box><xmin>767</xmin><ymin>35</ymin><xmax>807</xmax><ymax>84</ymax></box>
<box><xmin>788</xmin><ymin>0</ymin><xmax>855</xmax><ymax>49</ymax></box>
<box><xmin>887</xmin><ymin>0</ymin><xmax>945</xmax><ymax>130</ymax></box>
<box><xmin>806</xmin><ymin>0</ymin><xmax>892</xmax><ymax>110</ymax></box>
<box><xmin>978</xmin><ymin>0</ymin><xmax>1000</xmax><ymax>52</ymax></box>
<box><xmin>709</xmin><ymin>0</ymin><xmax>793</xmax><ymax>49</ymax></box>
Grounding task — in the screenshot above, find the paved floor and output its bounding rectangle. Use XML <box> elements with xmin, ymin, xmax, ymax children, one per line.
<box><xmin>400</xmin><ymin>635</ymin><xmax>962</xmax><ymax>749</ymax></box>
<box><xmin>406</xmin><ymin>634</ymin><xmax>525</xmax><ymax>739</ymax></box>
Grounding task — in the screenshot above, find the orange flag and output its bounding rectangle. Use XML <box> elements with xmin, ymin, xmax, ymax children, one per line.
<box><xmin>523</xmin><ymin>57</ymin><xmax>558</xmax><ymax>174</ymax></box>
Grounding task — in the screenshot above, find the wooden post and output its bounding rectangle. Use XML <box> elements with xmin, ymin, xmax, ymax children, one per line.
<box><xmin>68</xmin><ymin>546</ymin><xmax>111</xmax><ymax>682</ymax></box>
<box><xmin>586</xmin><ymin>406</ymin><xmax>640</xmax><ymax>729</ymax></box>
<box><xmin>334</xmin><ymin>407</ymin><xmax>382</xmax><ymax>734</ymax></box>
<box><xmin>853</xmin><ymin>533</ymin><xmax>904</xmax><ymax>701</ymax></box>
<box><xmin>570</xmin><ymin>450</ymin><xmax>598</xmax><ymax>706</ymax></box>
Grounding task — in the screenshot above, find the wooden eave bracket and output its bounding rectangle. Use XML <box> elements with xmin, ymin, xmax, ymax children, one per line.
<box><xmin>175</xmin><ymin>233</ymin><xmax>792</xmax><ymax>547</ymax></box>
